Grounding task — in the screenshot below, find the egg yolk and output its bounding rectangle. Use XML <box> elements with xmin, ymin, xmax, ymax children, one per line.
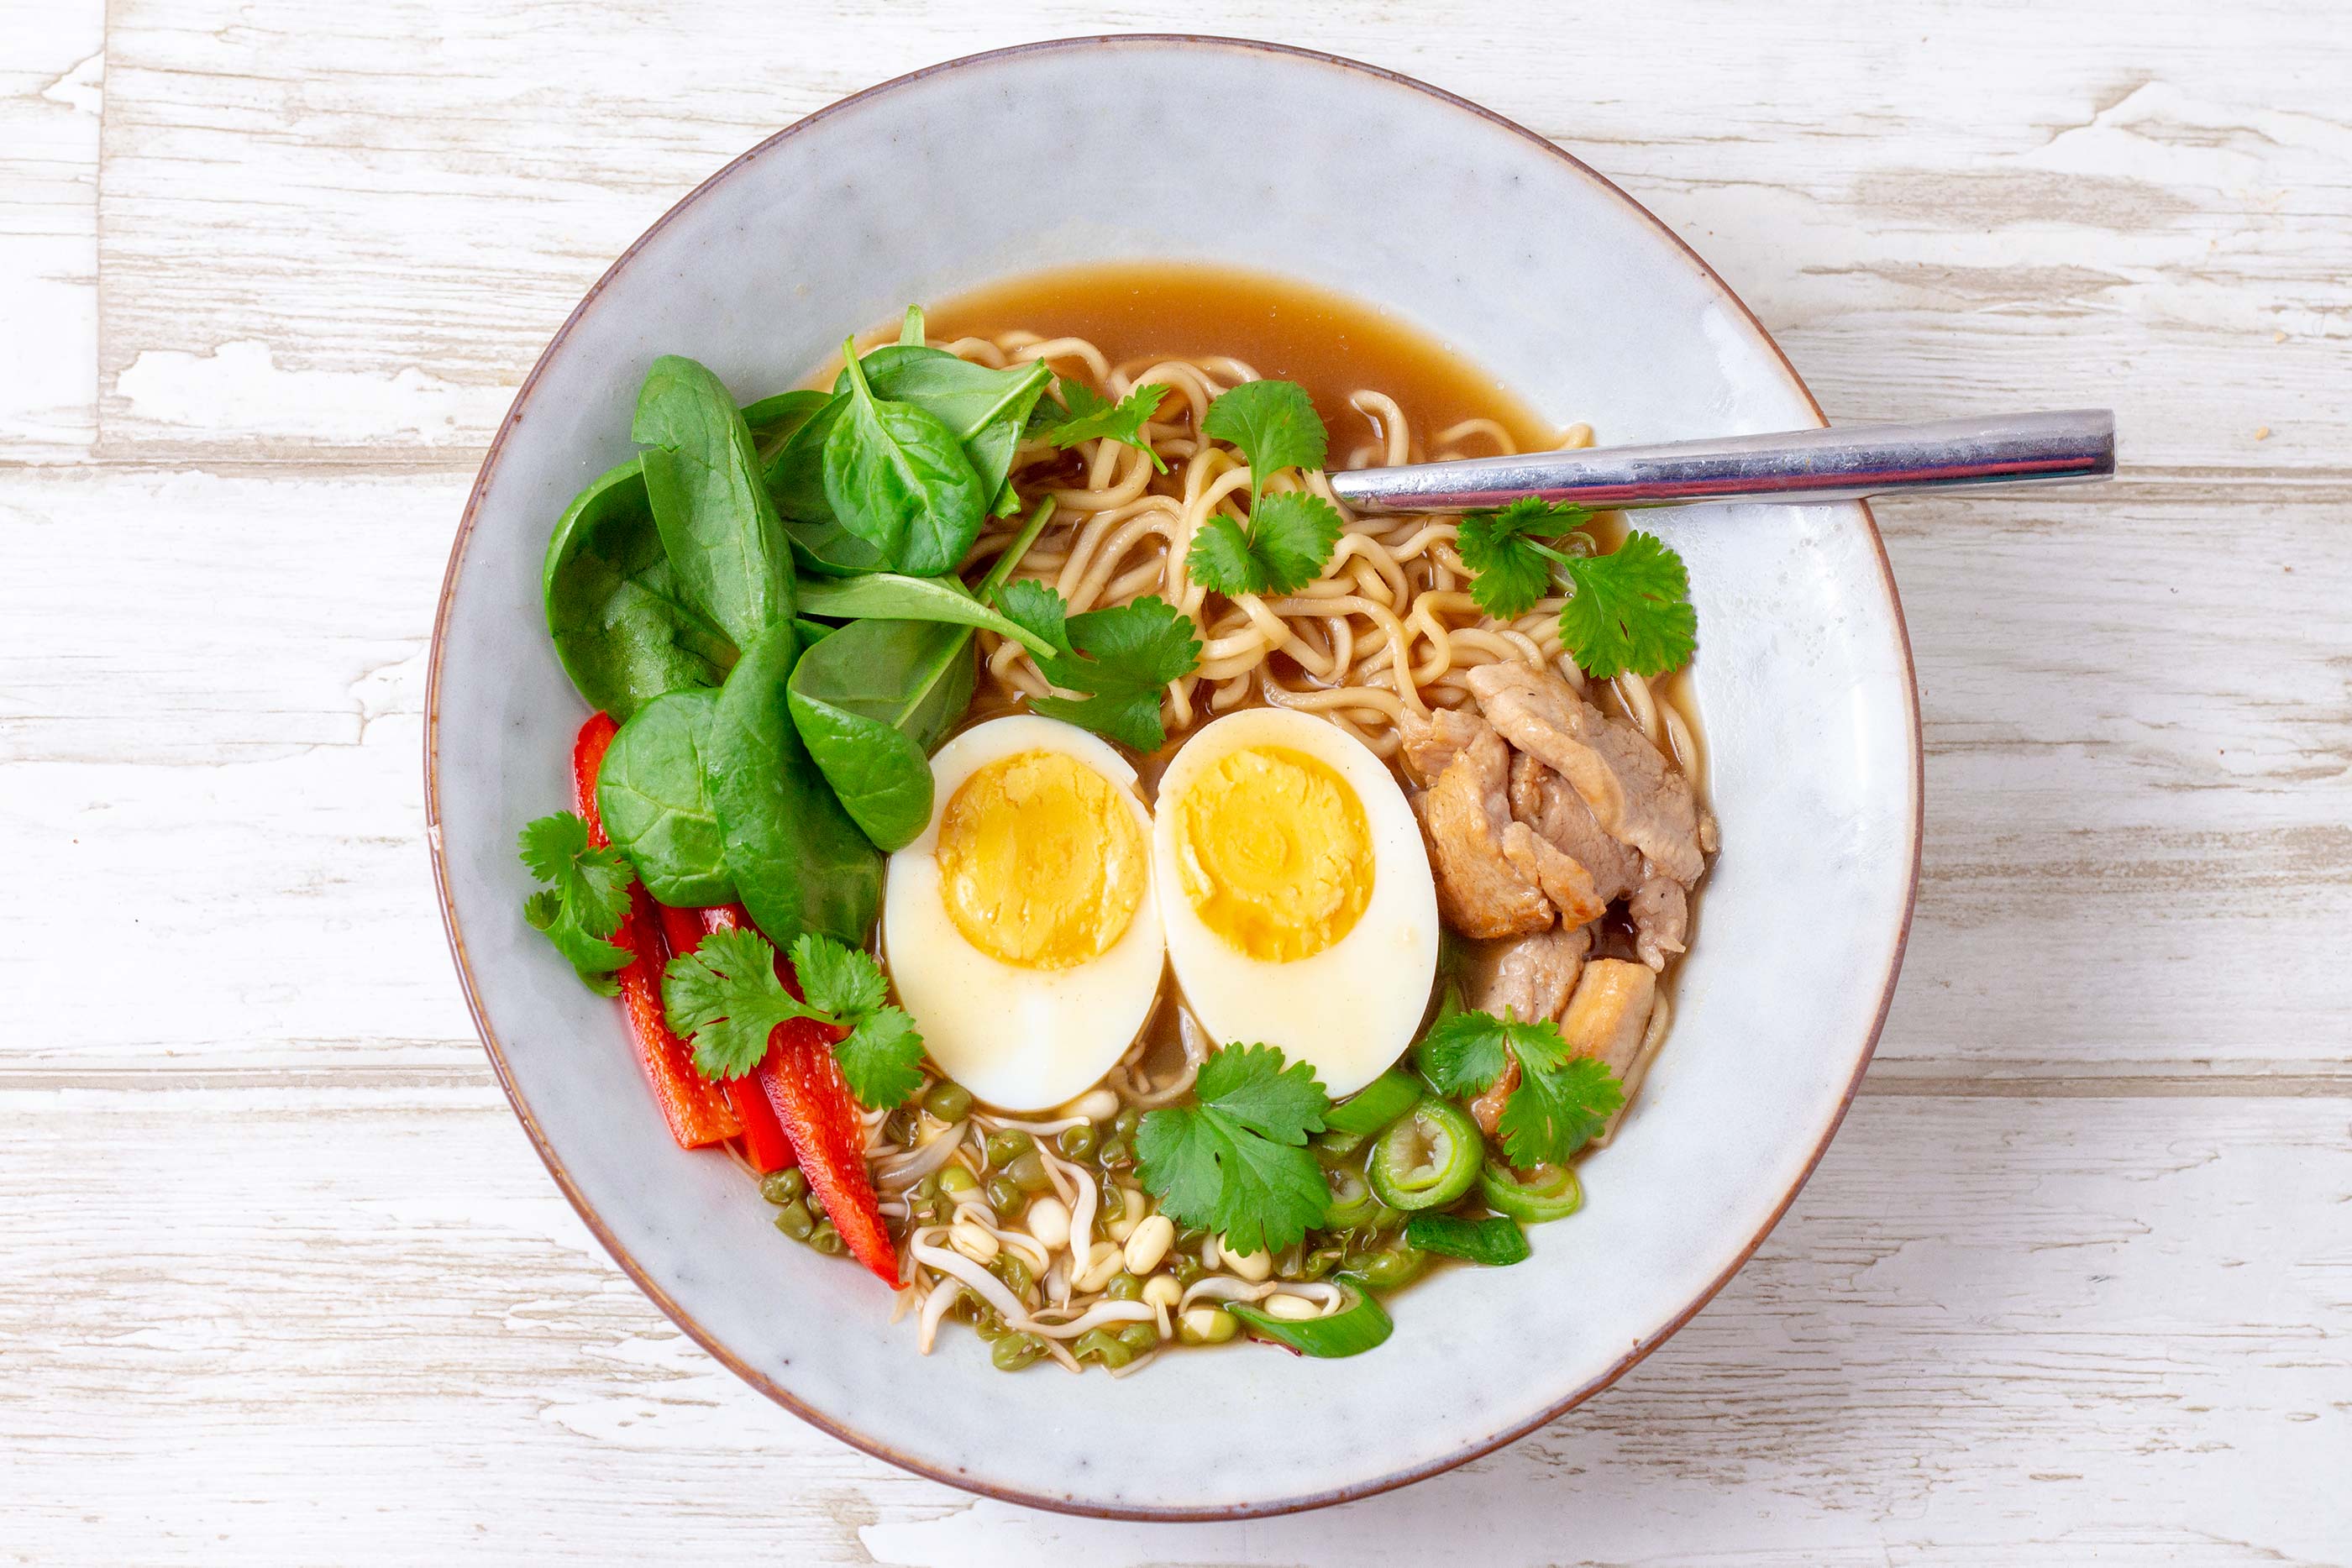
<box><xmin>1173</xmin><ymin>745</ymin><xmax>1374</xmax><ymax>962</ymax></box>
<box><xmin>935</xmin><ymin>749</ymin><xmax>1147</xmax><ymax>970</ymax></box>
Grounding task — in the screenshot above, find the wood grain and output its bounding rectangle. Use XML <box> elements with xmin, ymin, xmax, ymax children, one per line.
<box><xmin>4</xmin><ymin>0</ymin><xmax>2349</xmax><ymax>1558</ymax></box>
<box><xmin>5</xmin><ymin>1088</ymin><xmax>2344</xmax><ymax>1563</ymax></box>
<box><xmin>87</xmin><ymin>1</ymin><xmax>2352</xmax><ymax>469</ymax></box>
<box><xmin>0</xmin><ymin>0</ymin><xmax>102</xmax><ymax>455</ymax></box>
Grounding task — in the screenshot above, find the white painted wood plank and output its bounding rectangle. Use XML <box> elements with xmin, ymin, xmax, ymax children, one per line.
<box><xmin>13</xmin><ymin>3</ymin><xmax>2344</xmax><ymax>1560</ymax></box>
<box><xmin>89</xmin><ymin>0</ymin><xmax>2352</xmax><ymax>469</ymax></box>
<box><xmin>4</xmin><ymin>1087</ymin><xmax>2343</xmax><ymax>1562</ymax></box>
<box><xmin>4</xmin><ymin>465</ymin><xmax>2343</xmax><ymax>1075</ymax></box>
<box><xmin>0</xmin><ymin>0</ymin><xmax>103</xmax><ymax>456</ymax></box>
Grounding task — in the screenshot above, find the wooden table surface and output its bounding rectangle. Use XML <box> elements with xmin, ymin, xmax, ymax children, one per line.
<box><xmin>5</xmin><ymin>1</ymin><xmax>2347</xmax><ymax>1560</ymax></box>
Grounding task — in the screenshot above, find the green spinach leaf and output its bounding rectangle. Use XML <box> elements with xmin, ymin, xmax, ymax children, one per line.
<box><xmin>795</xmin><ymin>572</ymin><xmax>1058</xmax><ymax>659</ymax></box>
<box><xmin>633</xmin><ymin>355</ymin><xmax>798</xmax><ymax>646</ymax></box>
<box><xmin>542</xmin><ymin>458</ymin><xmax>737</xmax><ymax>720</ymax></box>
<box><xmin>822</xmin><ymin>339</ymin><xmax>990</xmax><ymax>576</ymax></box>
<box><xmin>739</xmin><ymin>388</ymin><xmax>831</xmax><ymax>465</ymax></box>
<box><xmin>835</xmin><ymin>346</ymin><xmax>1052</xmax><ymax>499</ymax></box>
<box><xmin>771</xmin><ymin>344</ymin><xmax>1050</xmax><ymax>574</ymax></box>
<box><xmin>705</xmin><ymin>623</ymin><xmax>883</xmax><ymax>947</ymax></box>
<box><xmin>596</xmin><ymin>690</ymin><xmax>738</xmax><ymax>907</ymax></box>
<box><xmin>785</xmin><ymin>616</ymin><xmax>977</xmax><ymax>852</ymax></box>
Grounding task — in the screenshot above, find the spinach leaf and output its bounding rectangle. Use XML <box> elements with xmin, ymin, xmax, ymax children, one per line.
<box><xmin>786</xmin><ymin>616</ymin><xmax>976</xmax><ymax>852</ymax></box>
<box><xmin>770</xmin><ymin>345</ymin><xmax>1050</xmax><ymax>575</ymax></box>
<box><xmin>785</xmin><ymin>515</ymin><xmax>891</xmax><ymax>579</ymax></box>
<box><xmin>542</xmin><ymin>458</ymin><xmax>737</xmax><ymax>721</ymax></box>
<box><xmin>795</xmin><ymin>572</ymin><xmax>1058</xmax><ymax>659</ymax></box>
<box><xmin>822</xmin><ymin>339</ymin><xmax>988</xmax><ymax>576</ymax></box>
<box><xmin>764</xmin><ymin>392</ymin><xmax>848</xmax><ymax>532</ymax></box>
<box><xmin>842</xmin><ymin>347</ymin><xmax>1052</xmax><ymax>513</ymax></box>
<box><xmin>633</xmin><ymin>355</ymin><xmax>797</xmax><ymax>645</ymax></box>
<box><xmin>740</xmin><ymin>388</ymin><xmax>831</xmax><ymax>465</ymax></box>
<box><xmin>596</xmin><ymin>690</ymin><xmax>737</xmax><ymax>907</ymax></box>
<box><xmin>706</xmin><ymin>623</ymin><xmax>883</xmax><ymax>947</ymax></box>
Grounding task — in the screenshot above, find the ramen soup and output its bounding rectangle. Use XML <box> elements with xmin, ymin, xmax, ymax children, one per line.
<box><xmin>522</xmin><ymin>265</ymin><xmax>1713</xmax><ymax>1374</ymax></box>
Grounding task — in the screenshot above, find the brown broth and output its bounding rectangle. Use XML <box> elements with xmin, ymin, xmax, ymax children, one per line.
<box><xmin>921</xmin><ymin>261</ymin><xmax>1561</xmax><ymax>462</ymax></box>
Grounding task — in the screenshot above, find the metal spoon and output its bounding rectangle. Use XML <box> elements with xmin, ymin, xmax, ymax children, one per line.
<box><xmin>1324</xmin><ymin>409</ymin><xmax>2114</xmax><ymax>514</ymax></box>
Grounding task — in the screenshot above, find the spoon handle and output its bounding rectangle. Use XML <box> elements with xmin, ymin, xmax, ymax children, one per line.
<box><xmin>1324</xmin><ymin>408</ymin><xmax>2115</xmax><ymax>514</ymax></box>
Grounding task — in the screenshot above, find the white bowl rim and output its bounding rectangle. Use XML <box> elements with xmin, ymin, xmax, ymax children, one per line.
<box><xmin>424</xmin><ymin>33</ymin><xmax>1924</xmax><ymax>1520</ymax></box>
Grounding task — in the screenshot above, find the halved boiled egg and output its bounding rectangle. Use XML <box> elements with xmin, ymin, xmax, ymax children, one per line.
<box><xmin>1151</xmin><ymin>707</ymin><xmax>1439</xmax><ymax>1098</ymax></box>
<box><xmin>884</xmin><ymin>715</ymin><xmax>1165</xmax><ymax>1112</ymax></box>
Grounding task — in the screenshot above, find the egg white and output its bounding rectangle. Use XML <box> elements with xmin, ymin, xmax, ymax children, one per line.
<box><xmin>1151</xmin><ymin>707</ymin><xmax>1440</xmax><ymax>1098</ymax></box>
<box><xmin>883</xmin><ymin>715</ymin><xmax>1165</xmax><ymax>1113</ymax></box>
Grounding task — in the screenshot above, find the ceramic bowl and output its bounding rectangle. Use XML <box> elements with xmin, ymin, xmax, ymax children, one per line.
<box><xmin>428</xmin><ymin>36</ymin><xmax>1920</xmax><ymax>1518</ymax></box>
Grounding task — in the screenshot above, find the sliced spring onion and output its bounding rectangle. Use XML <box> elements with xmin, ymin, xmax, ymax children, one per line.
<box><xmin>1226</xmin><ymin>1276</ymin><xmax>1394</xmax><ymax>1358</ymax></box>
<box><xmin>1404</xmin><ymin>1211</ymin><xmax>1530</xmax><ymax>1267</ymax></box>
<box><xmin>1320</xmin><ymin>1166</ymin><xmax>1379</xmax><ymax>1230</ymax></box>
<box><xmin>1325</xmin><ymin>1070</ymin><xmax>1422</xmax><ymax>1136</ymax></box>
<box><xmin>1368</xmin><ymin>1097</ymin><xmax>1483</xmax><ymax>1211</ymax></box>
<box><xmin>1477</xmin><ymin>1158</ymin><xmax>1583</xmax><ymax>1225</ymax></box>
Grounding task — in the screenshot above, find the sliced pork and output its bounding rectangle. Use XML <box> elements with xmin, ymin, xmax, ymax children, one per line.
<box><xmin>1463</xmin><ymin>925</ymin><xmax>1590</xmax><ymax>1030</ymax></box>
<box><xmin>1462</xmin><ymin>661</ymin><xmax>1704</xmax><ymax>884</ymax></box>
<box><xmin>1559</xmin><ymin>958</ymin><xmax>1657</xmax><ymax>1083</ymax></box>
<box><xmin>1406</xmin><ymin>713</ymin><xmax>1555</xmax><ymax>939</ymax></box>
<box><xmin>1628</xmin><ymin>876</ymin><xmax>1688</xmax><ymax>971</ymax></box>
<box><xmin>1508</xmin><ymin>753</ymin><xmax>1646</xmax><ymax>903</ymax></box>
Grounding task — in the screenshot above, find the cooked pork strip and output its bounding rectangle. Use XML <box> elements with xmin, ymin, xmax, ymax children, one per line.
<box><xmin>1395</xmin><ymin>705</ymin><xmax>1489</xmax><ymax>789</ymax></box>
<box><xmin>1463</xmin><ymin>925</ymin><xmax>1591</xmax><ymax>1030</ymax></box>
<box><xmin>1507</xmin><ymin>752</ymin><xmax>1646</xmax><ymax>903</ymax></box>
<box><xmin>1501</xmin><ymin>822</ymin><xmax>1608</xmax><ymax>928</ymax></box>
<box><xmin>1462</xmin><ymin>662</ymin><xmax>1704</xmax><ymax>884</ymax></box>
<box><xmin>1628</xmin><ymin>876</ymin><xmax>1688</xmax><ymax>971</ymax></box>
<box><xmin>1559</xmin><ymin>958</ymin><xmax>1657</xmax><ymax>1082</ymax></box>
<box><xmin>1410</xmin><ymin>717</ymin><xmax>1555</xmax><ymax>939</ymax></box>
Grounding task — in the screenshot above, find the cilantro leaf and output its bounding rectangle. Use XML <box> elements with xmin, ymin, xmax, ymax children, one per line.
<box><xmin>517</xmin><ymin>811</ymin><xmax>635</xmax><ymax>994</ymax></box>
<box><xmin>662</xmin><ymin>926</ymin><xmax>927</xmax><ymax>1105</ymax></box>
<box><xmin>1457</xmin><ymin>497</ymin><xmax>1586</xmax><ymax>620</ymax></box>
<box><xmin>1201</xmin><ymin>379</ymin><xmax>1327</xmax><ymax>505</ymax></box>
<box><xmin>833</xmin><ymin>1007</ymin><xmax>927</xmax><ymax>1112</ymax></box>
<box><xmin>1186</xmin><ymin>489</ymin><xmax>1341</xmax><ymax>596</ymax></box>
<box><xmin>1136</xmin><ymin>1042</ymin><xmax>1332</xmax><ymax>1257</ymax></box>
<box><xmin>1035</xmin><ymin>379</ymin><xmax>1169</xmax><ymax>471</ymax></box>
<box><xmin>1061</xmin><ymin>595</ymin><xmax>1201</xmax><ymax>690</ymax></box>
<box><xmin>990</xmin><ymin>577</ymin><xmax>1074</xmax><ymax>657</ymax></box>
<box><xmin>790</xmin><ymin>931</ymin><xmax>888</xmax><ymax>1020</ymax></box>
<box><xmin>1557</xmin><ymin>530</ymin><xmax>1697</xmax><ymax>679</ymax></box>
<box><xmin>518</xmin><ymin>812</ymin><xmax>632</xmax><ymax>935</ymax></box>
<box><xmin>1415</xmin><ymin>1006</ymin><xmax>1625</xmax><ymax>1167</ymax></box>
<box><xmin>1453</xmin><ymin>500</ymin><xmax>1695</xmax><ymax>679</ymax></box>
<box><xmin>1494</xmin><ymin>1052</ymin><xmax>1624</xmax><ymax>1168</ymax></box>
<box><xmin>986</xmin><ymin>582</ymin><xmax>1202</xmax><ymax>750</ymax></box>
<box><xmin>661</xmin><ymin>926</ymin><xmax>810</xmax><ymax>1081</ymax></box>
<box><xmin>1028</xmin><ymin>690</ymin><xmax>1169</xmax><ymax>754</ymax></box>
<box><xmin>1193</xmin><ymin>1041</ymin><xmax>1333</xmax><ymax>1142</ymax></box>
<box><xmin>1415</xmin><ymin>1010</ymin><xmax>1509</xmax><ymax>1096</ymax></box>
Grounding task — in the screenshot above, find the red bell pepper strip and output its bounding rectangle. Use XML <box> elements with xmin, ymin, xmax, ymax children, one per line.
<box><xmin>573</xmin><ymin>713</ymin><xmax>739</xmax><ymax>1149</ymax></box>
<box><xmin>696</xmin><ymin>905</ymin><xmax>900</xmax><ymax>1283</ymax></box>
<box><xmin>655</xmin><ymin>902</ymin><xmax>795</xmax><ymax>1176</ymax></box>
<box><xmin>763</xmin><ymin>1013</ymin><xmax>902</xmax><ymax>1287</ymax></box>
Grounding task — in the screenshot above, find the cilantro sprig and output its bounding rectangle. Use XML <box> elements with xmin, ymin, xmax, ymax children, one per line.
<box><xmin>1418</xmin><ymin>1008</ymin><xmax>1625</xmax><ymax>1167</ymax></box>
<box><xmin>990</xmin><ymin>579</ymin><xmax>1202</xmax><ymax>751</ymax></box>
<box><xmin>1187</xmin><ymin>379</ymin><xmax>1342</xmax><ymax>596</ymax></box>
<box><xmin>1136</xmin><ymin>1043</ymin><xmax>1333</xmax><ymax>1258</ymax></box>
<box><xmin>1201</xmin><ymin>379</ymin><xmax>1327</xmax><ymax>503</ymax></box>
<box><xmin>1189</xmin><ymin>490</ymin><xmax>1344</xmax><ymax>597</ymax></box>
<box><xmin>661</xmin><ymin>926</ymin><xmax>927</xmax><ymax>1109</ymax></box>
<box><xmin>1457</xmin><ymin>497</ymin><xmax>1697</xmax><ymax>679</ymax></box>
<box><xmin>517</xmin><ymin>811</ymin><xmax>635</xmax><ymax>995</ymax></box>
<box><xmin>1032</xmin><ymin>378</ymin><xmax>1170</xmax><ymax>472</ymax></box>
